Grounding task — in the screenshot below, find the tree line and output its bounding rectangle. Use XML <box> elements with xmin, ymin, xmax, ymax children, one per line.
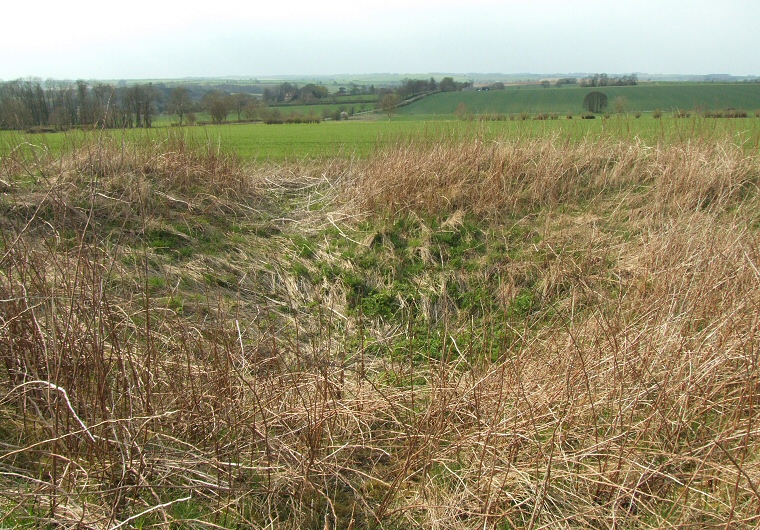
<box><xmin>261</xmin><ymin>82</ymin><xmax>377</xmax><ymax>103</ymax></box>
<box><xmin>579</xmin><ymin>73</ymin><xmax>638</xmax><ymax>88</ymax></box>
<box><xmin>0</xmin><ymin>78</ymin><xmax>165</xmax><ymax>130</ymax></box>
<box><xmin>0</xmin><ymin>78</ymin><xmax>278</xmax><ymax>130</ymax></box>
<box><xmin>0</xmin><ymin>75</ymin><xmax>477</xmax><ymax>130</ymax></box>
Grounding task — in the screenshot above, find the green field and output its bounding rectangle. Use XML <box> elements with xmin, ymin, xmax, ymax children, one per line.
<box><xmin>3</xmin><ymin>79</ymin><xmax>760</xmax><ymax>165</ymax></box>
<box><xmin>398</xmin><ymin>83</ymin><xmax>760</xmax><ymax>116</ymax></box>
<box><xmin>6</xmin><ymin>115</ymin><xmax>760</xmax><ymax>163</ymax></box>
<box><xmin>208</xmin><ymin>116</ymin><xmax>760</xmax><ymax>161</ymax></box>
<box><xmin>141</xmin><ymin>82</ymin><xmax>760</xmax><ymax>131</ymax></box>
<box><xmin>6</xmin><ymin>82</ymin><xmax>759</xmax><ymax>164</ymax></box>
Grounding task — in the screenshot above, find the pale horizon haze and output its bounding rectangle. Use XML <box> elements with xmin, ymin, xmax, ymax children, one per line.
<box><xmin>2</xmin><ymin>0</ymin><xmax>758</xmax><ymax>80</ymax></box>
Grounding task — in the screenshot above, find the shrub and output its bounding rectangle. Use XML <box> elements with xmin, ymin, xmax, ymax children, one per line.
<box><xmin>478</xmin><ymin>113</ymin><xmax>508</xmax><ymax>122</ymax></box>
<box><xmin>264</xmin><ymin>108</ymin><xmax>284</xmax><ymax>124</ymax></box>
<box><xmin>455</xmin><ymin>102</ymin><xmax>470</xmax><ymax>120</ymax></box>
<box><xmin>726</xmin><ymin>109</ymin><xmax>748</xmax><ymax>118</ymax></box>
<box><xmin>704</xmin><ymin>109</ymin><xmax>748</xmax><ymax>119</ymax></box>
<box><xmin>612</xmin><ymin>95</ymin><xmax>628</xmax><ymax>114</ymax></box>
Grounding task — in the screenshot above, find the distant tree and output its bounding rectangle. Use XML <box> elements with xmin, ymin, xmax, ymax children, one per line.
<box><xmin>398</xmin><ymin>78</ymin><xmax>431</xmax><ymax>98</ymax></box>
<box><xmin>203</xmin><ymin>90</ymin><xmax>231</xmax><ymax>124</ymax></box>
<box><xmin>17</xmin><ymin>78</ymin><xmax>49</xmax><ymax>127</ymax></box>
<box><xmin>276</xmin><ymin>82</ymin><xmax>297</xmax><ymax>102</ymax></box>
<box><xmin>168</xmin><ymin>87</ymin><xmax>191</xmax><ymax>125</ymax></box>
<box><xmin>263</xmin><ymin>108</ymin><xmax>283</xmax><ymax>124</ymax></box>
<box><xmin>581</xmin><ymin>73</ymin><xmax>637</xmax><ymax>87</ymax></box>
<box><xmin>555</xmin><ymin>77</ymin><xmax>577</xmax><ymax>87</ymax></box>
<box><xmin>540</xmin><ymin>80</ymin><xmax>551</xmax><ymax>88</ymax></box>
<box><xmin>140</xmin><ymin>83</ymin><xmax>160</xmax><ymax>127</ymax></box>
<box><xmin>243</xmin><ymin>99</ymin><xmax>264</xmax><ymax>121</ymax></box>
<box><xmin>583</xmin><ymin>91</ymin><xmax>608</xmax><ymax>113</ymax></box>
<box><xmin>91</xmin><ymin>83</ymin><xmax>116</xmax><ymax>127</ymax></box>
<box><xmin>121</xmin><ymin>83</ymin><xmax>158</xmax><ymax>127</ymax></box>
<box><xmin>439</xmin><ymin>77</ymin><xmax>457</xmax><ymax>92</ymax></box>
<box><xmin>300</xmin><ymin>83</ymin><xmax>329</xmax><ymax>100</ymax></box>
<box><xmin>439</xmin><ymin>76</ymin><xmax>470</xmax><ymax>92</ymax></box>
<box><xmin>0</xmin><ymin>97</ymin><xmax>32</xmax><ymax>129</ymax></box>
<box><xmin>379</xmin><ymin>93</ymin><xmax>400</xmax><ymax>120</ymax></box>
<box><xmin>76</xmin><ymin>80</ymin><xmax>93</xmax><ymax>125</ymax></box>
<box><xmin>231</xmin><ymin>93</ymin><xmax>252</xmax><ymax>121</ymax></box>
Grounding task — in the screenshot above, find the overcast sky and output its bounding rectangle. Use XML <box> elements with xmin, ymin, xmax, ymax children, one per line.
<box><xmin>2</xmin><ymin>0</ymin><xmax>758</xmax><ymax>80</ymax></box>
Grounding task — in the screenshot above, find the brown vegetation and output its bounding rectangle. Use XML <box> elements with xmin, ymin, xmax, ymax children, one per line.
<box><xmin>1</xmin><ymin>133</ymin><xmax>759</xmax><ymax>528</ymax></box>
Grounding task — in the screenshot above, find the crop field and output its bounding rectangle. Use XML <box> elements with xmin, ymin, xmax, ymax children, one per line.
<box><xmin>5</xmin><ymin>114</ymin><xmax>760</xmax><ymax>163</ymax></box>
<box><xmin>399</xmin><ymin>83</ymin><xmax>760</xmax><ymax>116</ymax></box>
<box><xmin>1</xmin><ymin>109</ymin><xmax>760</xmax><ymax>528</ymax></box>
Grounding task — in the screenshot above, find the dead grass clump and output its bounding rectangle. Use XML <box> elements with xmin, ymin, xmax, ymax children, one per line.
<box><xmin>58</xmin><ymin>132</ymin><xmax>246</xmax><ymax>197</ymax></box>
<box><xmin>649</xmin><ymin>140</ymin><xmax>758</xmax><ymax>213</ymax></box>
<box><xmin>349</xmin><ymin>137</ymin><xmax>628</xmax><ymax>218</ymax></box>
<box><xmin>348</xmin><ymin>136</ymin><xmax>759</xmax><ymax>220</ymax></box>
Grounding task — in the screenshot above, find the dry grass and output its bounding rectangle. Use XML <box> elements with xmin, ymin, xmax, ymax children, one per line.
<box><xmin>0</xmin><ymin>132</ymin><xmax>759</xmax><ymax>528</ymax></box>
<box><xmin>350</xmin><ymin>135</ymin><xmax>758</xmax><ymax>219</ymax></box>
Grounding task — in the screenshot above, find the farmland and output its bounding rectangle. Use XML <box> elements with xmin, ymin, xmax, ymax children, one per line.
<box><xmin>5</xmin><ymin>113</ymin><xmax>760</xmax><ymax>163</ymax></box>
<box><xmin>399</xmin><ymin>82</ymin><xmax>760</xmax><ymax>117</ymax></box>
<box><xmin>1</xmin><ymin>85</ymin><xmax>760</xmax><ymax>528</ymax></box>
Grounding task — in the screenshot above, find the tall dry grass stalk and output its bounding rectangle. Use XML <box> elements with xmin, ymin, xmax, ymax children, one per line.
<box><xmin>350</xmin><ymin>135</ymin><xmax>758</xmax><ymax>219</ymax></box>
<box><xmin>0</xmin><ymin>133</ymin><xmax>759</xmax><ymax>528</ymax></box>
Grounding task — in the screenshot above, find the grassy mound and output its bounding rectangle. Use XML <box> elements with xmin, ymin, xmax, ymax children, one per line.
<box><xmin>1</xmin><ymin>131</ymin><xmax>759</xmax><ymax>528</ymax></box>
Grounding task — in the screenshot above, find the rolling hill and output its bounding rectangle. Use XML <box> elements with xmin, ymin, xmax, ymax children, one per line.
<box><xmin>398</xmin><ymin>83</ymin><xmax>760</xmax><ymax>116</ymax></box>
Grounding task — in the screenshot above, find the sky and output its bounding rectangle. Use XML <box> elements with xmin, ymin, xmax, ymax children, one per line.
<box><xmin>2</xmin><ymin>0</ymin><xmax>758</xmax><ymax>80</ymax></box>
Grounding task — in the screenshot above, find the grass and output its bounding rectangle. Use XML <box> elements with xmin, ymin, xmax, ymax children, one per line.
<box><xmin>4</xmin><ymin>115</ymin><xmax>760</xmax><ymax>164</ymax></box>
<box><xmin>1</xmin><ymin>121</ymin><xmax>760</xmax><ymax>528</ymax></box>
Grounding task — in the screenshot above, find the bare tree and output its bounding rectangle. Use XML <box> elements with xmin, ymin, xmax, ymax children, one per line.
<box><xmin>121</xmin><ymin>83</ymin><xmax>159</xmax><ymax>128</ymax></box>
<box><xmin>168</xmin><ymin>87</ymin><xmax>192</xmax><ymax>125</ymax></box>
<box><xmin>231</xmin><ymin>93</ymin><xmax>251</xmax><ymax>122</ymax></box>
<box><xmin>379</xmin><ymin>93</ymin><xmax>400</xmax><ymax>121</ymax></box>
<box><xmin>243</xmin><ymin>99</ymin><xmax>264</xmax><ymax>121</ymax></box>
<box><xmin>203</xmin><ymin>91</ymin><xmax>231</xmax><ymax>124</ymax></box>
